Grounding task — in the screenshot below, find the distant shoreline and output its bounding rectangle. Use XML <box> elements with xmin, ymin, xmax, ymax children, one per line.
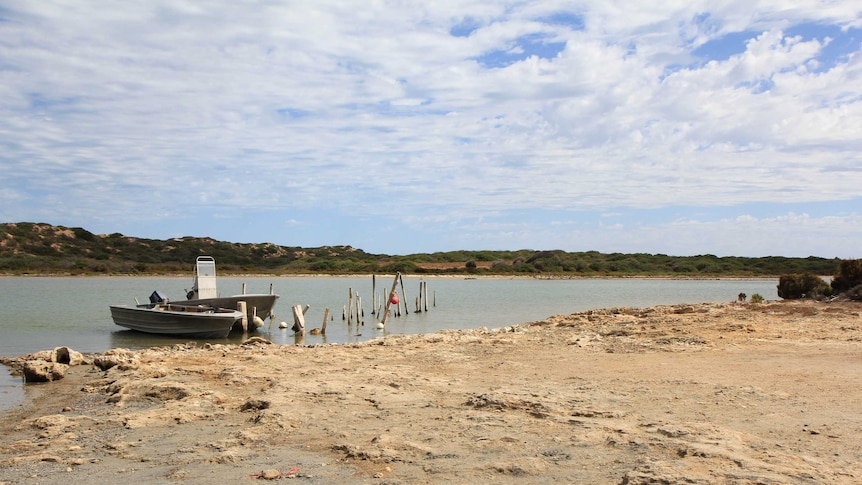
<box><xmin>0</xmin><ymin>272</ymin><xmax>782</xmax><ymax>280</ymax></box>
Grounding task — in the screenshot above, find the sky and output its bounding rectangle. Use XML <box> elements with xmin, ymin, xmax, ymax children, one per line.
<box><xmin>1</xmin><ymin>1</ymin><xmax>860</xmax><ymax>258</ymax></box>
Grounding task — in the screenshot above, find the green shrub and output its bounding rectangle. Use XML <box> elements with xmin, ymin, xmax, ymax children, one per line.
<box><xmin>750</xmin><ymin>293</ymin><xmax>764</xmax><ymax>303</ymax></box>
<box><xmin>777</xmin><ymin>273</ymin><xmax>831</xmax><ymax>299</ymax></box>
<box><xmin>831</xmin><ymin>259</ymin><xmax>862</xmax><ymax>294</ymax></box>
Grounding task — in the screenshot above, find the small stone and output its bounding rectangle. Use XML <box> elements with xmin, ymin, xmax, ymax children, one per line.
<box><xmin>240</xmin><ymin>399</ymin><xmax>271</xmax><ymax>412</ymax></box>
<box><xmin>260</xmin><ymin>469</ymin><xmax>281</xmax><ymax>480</ymax></box>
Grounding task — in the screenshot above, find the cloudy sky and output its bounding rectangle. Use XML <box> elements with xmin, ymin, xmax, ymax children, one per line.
<box><xmin>1</xmin><ymin>1</ymin><xmax>860</xmax><ymax>257</ymax></box>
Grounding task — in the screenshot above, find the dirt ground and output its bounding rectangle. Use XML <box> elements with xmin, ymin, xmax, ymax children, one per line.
<box><xmin>1</xmin><ymin>299</ymin><xmax>861</xmax><ymax>484</ymax></box>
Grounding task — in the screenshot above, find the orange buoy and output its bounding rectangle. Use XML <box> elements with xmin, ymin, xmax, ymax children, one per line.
<box><xmin>389</xmin><ymin>293</ymin><xmax>399</xmax><ymax>305</ymax></box>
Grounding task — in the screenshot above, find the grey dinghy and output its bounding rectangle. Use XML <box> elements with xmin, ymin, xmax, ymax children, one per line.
<box><xmin>110</xmin><ymin>301</ymin><xmax>243</xmax><ymax>338</ymax></box>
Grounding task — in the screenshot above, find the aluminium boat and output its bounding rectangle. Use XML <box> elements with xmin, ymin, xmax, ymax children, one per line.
<box><xmin>110</xmin><ymin>299</ymin><xmax>243</xmax><ymax>339</ymax></box>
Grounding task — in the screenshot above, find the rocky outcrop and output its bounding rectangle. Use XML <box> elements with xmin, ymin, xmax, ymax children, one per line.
<box><xmin>22</xmin><ymin>360</ymin><xmax>68</xmax><ymax>382</ymax></box>
<box><xmin>4</xmin><ymin>346</ymin><xmax>90</xmax><ymax>382</ymax></box>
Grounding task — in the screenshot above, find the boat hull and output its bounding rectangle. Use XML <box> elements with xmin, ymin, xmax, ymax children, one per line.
<box><xmin>183</xmin><ymin>294</ymin><xmax>279</xmax><ymax>327</ymax></box>
<box><xmin>110</xmin><ymin>304</ymin><xmax>242</xmax><ymax>339</ymax></box>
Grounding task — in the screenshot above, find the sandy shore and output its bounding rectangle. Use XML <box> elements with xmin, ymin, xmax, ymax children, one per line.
<box><xmin>1</xmin><ymin>299</ymin><xmax>861</xmax><ymax>484</ymax></box>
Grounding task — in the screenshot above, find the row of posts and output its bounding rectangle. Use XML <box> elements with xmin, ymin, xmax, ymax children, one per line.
<box><xmin>290</xmin><ymin>272</ymin><xmax>434</xmax><ymax>336</ymax></box>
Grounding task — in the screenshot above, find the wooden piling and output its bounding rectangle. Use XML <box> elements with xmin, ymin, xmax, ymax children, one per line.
<box><xmin>291</xmin><ymin>304</ymin><xmax>306</xmax><ymax>334</ymax></box>
<box><xmin>399</xmin><ymin>273</ymin><xmax>409</xmax><ymax>315</ymax></box>
<box><xmin>380</xmin><ymin>272</ymin><xmax>401</xmax><ymax>326</ymax></box>
<box><xmin>322</xmin><ymin>308</ymin><xmax>330</xmax><ymax>334</ymax></box>
<box><xmin>348</xmin><ymin>288</ymin><xmax>354</xmax><ymax>326</ymax></box>
<box><xmin>237</xmin><ymin>301</ymin><xmax>248</xmax><ymax>332</ymax></box>
<box><xmin>356</xmin><ymin>293</ymin><xmax>362</xmax><ymax>325</ymax></box>
<box><xmin>371</xmin><ymin>274</ymin><xmax>376</xmax><ymax>314</ymax></box>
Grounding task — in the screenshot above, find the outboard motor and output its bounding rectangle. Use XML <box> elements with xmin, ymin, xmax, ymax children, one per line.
<box><xmin>149</xmin><ymin>290</ymin><xmax>169</xmax><ymax>304</ymax></box>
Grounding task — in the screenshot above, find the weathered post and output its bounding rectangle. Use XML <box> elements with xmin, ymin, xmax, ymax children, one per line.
<box><xmin>371</xmin><ymin>274</ymin><xmax>377</xmax><ymax>315</ymax></box>
<box><xmin>356</xmin><ymin>293</ymin><xmax>362</xmax><ymax>325</ymax></box>
<box><xmin>322</xmin><ymin>308</ymin><xmax>330</xmax><ymax>334</ymax></box>
<box><xmin>237</xmin><ymin>301</ymin><xmax>248</xmax><ymax>332</ymax></box>
<box><xmin>379</xmin><ymin>272</ymin><xmax>401</xmax><ymax>326</ymax></box>
<box><xmin>399</xmin><ymin>273</ymin><xmax>409</xmax><ymax>315</ymax></box>
<box><xmin>348</xmin><ymin>288</ymin><xmax>354</xmax><ymax>326</ymax></box>
<box><xmin>291</xmin><ymin>304</ymin><xmax>306</xmax><ymax>334</ymax></box>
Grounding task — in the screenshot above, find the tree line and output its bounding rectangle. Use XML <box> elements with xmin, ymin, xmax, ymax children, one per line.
<box><xmin>0</xmin><ymin>222</ymin><xmax>844</xmax><ymax>277</ymax></box>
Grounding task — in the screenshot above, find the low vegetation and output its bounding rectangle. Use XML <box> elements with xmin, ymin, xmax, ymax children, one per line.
<box><xmin>776</xmin><ymin>259</ymin><xmax>862</xmax><ymax>301</ymax></box>
<box><xmin>0</xmin><ymin>222</ymin><xmax>847</xmax><ymax>280</ymax></box>
<box><xmin>777</xmin><ymin>273</ymin><xmax>832</xmax><ymax>299</ymax></box>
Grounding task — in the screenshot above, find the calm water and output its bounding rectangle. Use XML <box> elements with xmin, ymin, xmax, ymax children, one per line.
<box><xmin>0</xmin><ymin>275</ymin><xmax>777</xmax><ymax>411</ymax></box>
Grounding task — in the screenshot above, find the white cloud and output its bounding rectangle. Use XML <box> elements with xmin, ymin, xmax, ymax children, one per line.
<box><xmin>438</xmin><ymin>211</ymin><xmax>862</xmax><ymax>258</ymax></box>
<box><xmin>0</xmin><ymin>1</ymin><xmax>860</xmax><ymax>256</ymax></box>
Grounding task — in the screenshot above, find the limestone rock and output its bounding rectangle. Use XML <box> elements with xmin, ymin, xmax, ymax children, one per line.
<box><xmin>93</xmin><ymin>349</ymin><xmax>138</xmax><ymax>371</ymax></box>
<box><xmin>51</xmin><ymin>346</ymin><xmax>86</xmax><ymax>365</ymax></box>
<box><xmin>22</xmin><ymin>360</ymin><xmax>69</xmax><ymax>382</ymax></box>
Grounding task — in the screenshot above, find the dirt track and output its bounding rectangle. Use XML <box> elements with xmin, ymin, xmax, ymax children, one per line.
<box><xmin>1</xmin><ymin>299</ymin><xmax>861</xmax><ymax>484</ymax></box>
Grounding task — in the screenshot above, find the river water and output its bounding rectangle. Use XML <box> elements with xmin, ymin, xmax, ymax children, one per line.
<box><xmin>0</xmin><ymin>275</ymin><xmax>777</xmax><ymax>411</ymax></box>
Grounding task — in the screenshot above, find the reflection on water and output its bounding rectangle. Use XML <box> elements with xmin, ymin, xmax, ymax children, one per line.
<box><xmin>0</xmin><ymin>366</ymin><xmax>24</xmax><ymax>412</ymax></box>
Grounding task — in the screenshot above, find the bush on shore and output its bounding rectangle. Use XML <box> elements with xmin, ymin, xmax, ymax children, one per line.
<box><xmin>777</xmin><ymin>259</ymin><xmax>862</xmax><ymax>301</ymax></box>
<box><xmin>777</xmin><ymin>273</ymin><xmax>831</xmax><ymax>300</ymax></box>
<box><xmin>831</xmin><ymin>259</ymin><xmax>862</xmax><ymax>295</ymax></box>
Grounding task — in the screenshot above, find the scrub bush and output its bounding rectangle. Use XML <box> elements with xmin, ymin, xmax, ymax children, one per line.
<box><xmin>831</xmin><ymin>259</ymin><xmax>862</xmax><ymax>294</ymax></box>
<box><xmin>777</xmin><ymin>273</ymin><xmax>831</xmax><ymax>300</ymax></box>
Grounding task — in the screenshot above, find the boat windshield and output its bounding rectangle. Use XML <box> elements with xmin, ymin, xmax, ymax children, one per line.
<box><xmin>195</xmin><ymin>256</ymin><xmax>218</xmax><ymax>298</ymax></box>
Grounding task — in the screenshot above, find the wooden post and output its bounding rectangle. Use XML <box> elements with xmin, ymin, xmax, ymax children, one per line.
<box><xmin>322</xmin><ymin>308</ymin><xmax>330</xmax><ymax>334</ymax></box>
<box><xmin>291</xmin><ymin>304</ymin><xmax>306</xmax><ymax>334</ymax></box>
<box><xmin>424</xmin><ymin>281</ymin><xmax>428</xmax><ymax>312</ymax></box>
<box><xmin>237</xmin><ymin>301</ymin><xmax>248</xmax><ymax>332</ymax></box>
<box><xmin>348</xmin><ymin>288</ymin><xmax>354</xmax><ymax>326</ymax></box>
<box><xmin>371</xmin><ymin>274</ymin><xmax>376</xmax><ymax>314</ymax></box>
<box><xmin>380</xmin><ymin>272</ymin><xmax>401</xmax><ymax>326</ymax></box>
<box><xmin>399</xmin><ymin>273</ymin><xmax>409</xmax><ymax>315</ymax></box>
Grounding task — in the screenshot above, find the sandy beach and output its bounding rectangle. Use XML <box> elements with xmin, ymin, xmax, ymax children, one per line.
<box><xmin>1</xmin><ymin>299</ymin><xmax>861</xmax><ymax>484</ymax></box>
